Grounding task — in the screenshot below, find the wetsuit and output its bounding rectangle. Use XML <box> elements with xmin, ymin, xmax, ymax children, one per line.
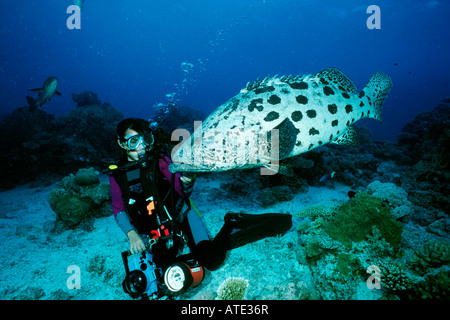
<box><xmin>110</xmin><ymin>153</ymin><xmax>293</xmax><ymax>271</ymax></box>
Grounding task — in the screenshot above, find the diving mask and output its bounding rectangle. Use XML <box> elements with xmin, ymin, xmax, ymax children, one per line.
<box><xmin>124</xmin><ymin>133</ymin><xmax>154</xmax><ymax>150</ymax></box>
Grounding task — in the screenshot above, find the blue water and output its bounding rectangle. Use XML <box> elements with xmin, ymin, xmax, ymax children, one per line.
<box><xmin>1</xmin><ymin>0</ymin><xmax>449</xmax><ymax>141</ymax></box>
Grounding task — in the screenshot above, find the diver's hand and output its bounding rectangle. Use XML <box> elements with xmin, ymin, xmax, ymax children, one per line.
<box><xmin>180</xmin><ymin>175</ymin><xmax>196</xmax><ymax>194</ymax></box>
<box><xmin>127</xmin><ymin>230</ymin><xmax>146</xmax><ymax>254</ymax></box>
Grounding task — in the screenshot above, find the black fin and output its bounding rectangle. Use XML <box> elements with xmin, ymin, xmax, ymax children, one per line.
<box><xmin>225</xmin><ymin>213</ymin><xmax>293</xmax><ymax>250</ymax></box>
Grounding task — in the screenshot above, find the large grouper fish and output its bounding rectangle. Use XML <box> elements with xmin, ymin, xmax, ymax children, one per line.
<box><xmin>169</xmin><ymin>67</ymin><xmax>392</xmax><ymax>175</ymax></box>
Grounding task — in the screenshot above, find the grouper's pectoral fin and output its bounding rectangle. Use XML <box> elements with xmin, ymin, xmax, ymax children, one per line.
<box><xmin>332</xmin><ymin>125</ymin><xmax>359</xmax><ymax>146</ymax></box>
<box><xmin>28</xmin><ymin>87</ymin><xmax>44</xmax><ymax>92</ymax></box>
<box><xmin>267</xmin><ymin>117</ymin><xmax>297</xmax><ymax>160</ymax></box>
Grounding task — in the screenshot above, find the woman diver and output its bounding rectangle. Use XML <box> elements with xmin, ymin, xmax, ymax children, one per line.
<box><xmin>109</xmin><ymin>118</ymin><xmax>292</xmax><ymax>297</ymax></box>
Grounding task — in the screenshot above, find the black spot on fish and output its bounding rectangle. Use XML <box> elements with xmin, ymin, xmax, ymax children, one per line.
<box><xmin>264</xmin><ymin>111</ymin><xmax>280</xmax><ymax>122</ymax></box>
<box><xmin>268</xmin><ymin>95</ymin><xmax>281</xmax><ymax>105</ymax></box>
<box><xmin>328</xmin><ymin>104</ymin><xmax>338</xmax><ymax>114</ymax></box>
<box><xmin>345</xmin><ymin>104</ymin><xmax>353</xmax><ymax>113</ymax></box>
<box><xmin>289</xmin><ymin>81</ymin><xmax>308</xmax><ymax>90</ymax></box>
<box><xmin>295</xmin><ymin>141</ymin><xmax>302</xmax><ymax>146</ymax></box>
<box><xmin>248</xmin><ymin>98</ymin><xmax>264</xmax><ymax>112</ymax></box>
<box><xmin>360</xmin><ymin>101</ymin><xmax>364</xmax><ymax>107</ymax></box>
<box><xmin>361</xmin><ymin>112</ymin><xmax>364</xmax><ymax>117</ymax></box>
<box><xmin>329</xmin><ymin>134</ymin><xmax>334</xmax><ymax>141</ymax></box>
<box><xmin>318</xmin><ymin>140</ymin><xmax>323</xmax><ymax>145</ymax></box>
<box><xmin>255</xmin><ymin>85</ymin><xmax>275</xmax><ymax>94</ymax></box>
<box><xmin>331</xmin><ymin>120</ymin><xmax>338</xmax><ymax>127</ymax></box>
<box><xmin>342</xmin><ymin>92</ymin><xmax>350</xmax><ymax>99</ymax></box>
<box><xmin>346</xmin><ymin>120</ymin><xmax>350</xmax><ymax>126</ymax></box>
<box><xmin>358</xmin><ymin>91</ymin><xmax>365</xmax><ymax>98</ymax></box>
<box><xmin>281</xmin><ymin>88</ymin><xmax>290</xmax><ymax>94</ymax></box>
<box><xmin>291</xmin><ymin>111</ymin><xmax>303</xmax><ymax>122</ymax></box>
<box><xmin>323</xmin><ymin>86</ymin><xmax>334</xmax><ymax>96</ymax></box>
<box><xmin>306</xmin><ymin>110</ymin><xmax>317</xmax><ymax>118</ymax></box>
<box><xmin>309</xmin><ymin>128</ymin><xmax>319</xmax><ymax>136</ymax></box>
<box><xmin>308</xmin><ymin>143</ymin><xmax>314</xmax><ymax>150</ymax></box>
<box><xmin>320</xmin><ymin>78</ymin><xmax>329</xmax><ymax>85</ymax></box>
<box><xmin>338</xmin><ymin>85</ymin><xmax>346</xmax><ymax>92</ymax></box>
<box><xmin>296</xmin><ymin>95</ymin><xmax>308</xmax><ymax>104</ymax></box>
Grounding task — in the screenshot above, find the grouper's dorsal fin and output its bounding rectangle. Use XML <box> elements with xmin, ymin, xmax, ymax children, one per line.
<box><xmin>312</xmin><ymin>68</ymin><xmax>358</xmax><ymax>94</ymax></box>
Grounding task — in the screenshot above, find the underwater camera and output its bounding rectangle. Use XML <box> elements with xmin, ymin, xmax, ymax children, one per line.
<box><xmin>121</xmin><ymin>249</ymin><xmax>205</xmax><ymax>298</ymax></box>
<box><xmin>121</xmin><ymin>250</ymin><xmax>162</xmax><ymax>299</ymax></box>
<box><xmin>164</xmin><ymin>260</ymin><xmax>205</xmax><ymax>293</ymax></box>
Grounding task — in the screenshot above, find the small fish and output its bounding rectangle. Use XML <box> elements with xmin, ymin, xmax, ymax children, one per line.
<box><xmin>319</xmin><ymin>171</ymin><xmax>336</xmax><ymax>183</ymax></box>
<box><xmin>26</xmin><ymin>76</ymin><xmax>61</xmax><ymax>110</ymax></box>
<box><xmin>347</xmin><ymin>190</ymin><xmax>357</xmax><ymax>199</ymax></box>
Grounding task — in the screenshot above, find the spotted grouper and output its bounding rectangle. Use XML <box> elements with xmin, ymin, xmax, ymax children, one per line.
<box><xmin>169</xmin><ymin>67</ymin><xmax>392</xmax><ymax>174</ymax></box>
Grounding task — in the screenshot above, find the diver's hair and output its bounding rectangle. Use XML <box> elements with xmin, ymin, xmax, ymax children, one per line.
<box><xmin>116</xmin><ymin>118</ymin><xmax>151</xmax><ymax>141</ymax></box>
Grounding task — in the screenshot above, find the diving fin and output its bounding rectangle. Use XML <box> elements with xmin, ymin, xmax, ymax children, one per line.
<box><xmin>223</xmin><ymin>212</ymin><xmax>292</xmax><ymax>250</ymax></box>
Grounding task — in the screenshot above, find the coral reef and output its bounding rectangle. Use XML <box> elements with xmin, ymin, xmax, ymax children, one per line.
<box><xmin>72</xmin><ymin>91</ymin><xmax>102</xmax><ymax>107</ymax></box>
<box><xmin>411</xmin><ymin>240</ymin><xmax>450</xmax><ymax>272</ymax></box>
<box><xmin>48</xmin><ymin>168</ymin><xmax>111</xmax><ymax>228</ymax></box>
<box><xmin>0</xmin><ymin>92</ymin><xmax>123</xmax><ymax>190</ymax></box>
<box><xmin>216</xmin><ymin>277</ymin><xmax>249</xmax><ymax>300</ymax></box>
<box><xmin>323</xmin><ymin>192</ymin><xmax>403</xmax><ymax>249</ymax></box>
<box><xmin>396</xmin><ymin>101</ymin><xmax>450</xmax><ymax>212</ymax></box>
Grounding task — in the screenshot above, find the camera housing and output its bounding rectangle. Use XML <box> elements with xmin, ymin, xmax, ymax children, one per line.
<box><xmin>121</xmin><ymin>250</ymin><xmax>162</xmax><ymax>299</ymax></box>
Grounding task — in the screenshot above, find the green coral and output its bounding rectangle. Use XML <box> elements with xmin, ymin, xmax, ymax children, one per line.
<box><xmin>216</xmin><ymin>277</ymin><xmax>249</xmax><ymax>300</ymax></box>
<box><xmin>411</xmin><ymin>240</ymin><xmax>450</xmax><ymax>272</ymax></box>
<box><xmin>323</xmin><ymin>192</ymin><xmax>403</xmax><ymax>249</ymax></box>
<box><xmin>295</xmin><ymin>204</ymin><xmax>334</xmax><ymax>231</ymax></box>
<box><xmin>336</xmin><ymin>253</ymin><xmax>359</xmax><ymax>276</ymax></box>
<box><xmin>412</xmin><ymin>270</ymin><xmax>450</xmax><ymax>300</ymax></box>
<box><xmin>48</xmin><ymin>167</ymin><xmax>111</xmax><ymax>228</ymax></box>
<box><xmin>294</xmin><ymin>204</ymin><xmax>333</xmax><ymax>219</ymax></box>
<box><xmin>378</xmin><ymin>262</ymin><xmax>413</xmax><ymax>294</ymax></box>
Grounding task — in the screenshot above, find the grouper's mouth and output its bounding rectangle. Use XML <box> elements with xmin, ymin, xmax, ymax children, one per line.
<box><xmin>168</xmin><ymin>163</ymin><xmax>214</xmax><ymax>174</ymax></box>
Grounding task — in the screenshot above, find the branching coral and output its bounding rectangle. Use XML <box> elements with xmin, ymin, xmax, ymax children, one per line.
<box><xmin>411</xmin><ymin>240</ymin><xmax>450</xmax><ymax>271</ymax></box>
<box><xmin>377</xmin><ymin>261</ymin><xmax>413</xmax><ymax>294</ymax></box>
<box><xmin>216</xmin><ymin>277</ymin><xmax>249</xmax><ymax>300</ymax></box>
<box><xmin>366</xmin><ymin>181</ymin><xmax>412</xmax><ymax>219</ymax></box>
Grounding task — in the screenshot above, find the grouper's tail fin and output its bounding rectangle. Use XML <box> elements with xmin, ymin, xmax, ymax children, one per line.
<box><xmin>361</xmin><ymin>71</ymin><xmax>393</xmax><ymax>122</ymax></box>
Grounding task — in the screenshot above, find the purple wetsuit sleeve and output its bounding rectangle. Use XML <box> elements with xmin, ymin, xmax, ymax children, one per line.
<box><xmin>109</xmin><ymin>173</ymin><xmax>135</xmax><ymax>234</ymax></box>
<box><xmin>109</xmin><ymin>173</ymin><xmax>126</xmax><ymax>217</ymax></box>
<box><xmin>158</xmin><ymin>154</ymin><xmax>192</xmax><ymax>198</ymax></box>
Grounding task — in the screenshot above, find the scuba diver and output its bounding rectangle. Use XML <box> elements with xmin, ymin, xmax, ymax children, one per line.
<box><xmin>109</xmin><ymin>118</ymin><xmax>292</xmax><ymax>299</ymax></box>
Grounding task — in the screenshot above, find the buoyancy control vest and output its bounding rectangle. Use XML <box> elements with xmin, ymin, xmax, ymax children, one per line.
<box><xmin>110</xmin><ymin>154</ymin><xmax>189</xmax><ymax>237</ymax></box>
